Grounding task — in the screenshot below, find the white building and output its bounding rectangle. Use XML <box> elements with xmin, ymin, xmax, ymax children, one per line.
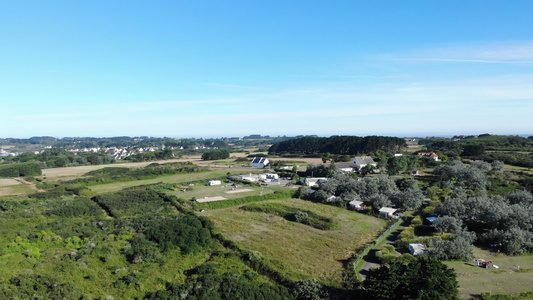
<box><xmin>304</xmin><ymin>177</ymin><xmax>328</xmax><ymax>187</ymax></box>
<box><xmin>353</xmin><ymin>156</ymin><xmax>377</xmax><ymax>171</ymax></box>
<box><xmin>409</xmin><ymin>244</ymin><xmax>428</xmax><ymax>256</ymax></box>
<box><xmin>251</xmin><ymin>157</ymin><xmax>269</xmax><ymax>168</ymax></box>
<box><xmin>348</xmin><ymin>200</ymin><xmax>364</xmax><ymax>210</ymax></box>
<box><xmin>378</xmin><ymin>207</ymin><xmax>398</xmax><ymax>218</ymax></box>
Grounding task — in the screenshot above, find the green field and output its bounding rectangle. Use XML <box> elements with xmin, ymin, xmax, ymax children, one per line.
<box><xmin>87</xmin><ymin>169</ymin><xmax>250</xmax><ymax>194</ymax></box>
<box><xmin>445</xmin><ymin>249</ymin><xmax>533</xmax><ymax>298</ymax></box>
<box><xmin>203</xmin><ymin>198</ymin><xmax>387</xmax><ymax>285</ymax></box>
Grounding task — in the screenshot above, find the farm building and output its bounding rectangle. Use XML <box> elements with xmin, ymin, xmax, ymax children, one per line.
<box><xmin>378</xmin><ymin>207</ymin><xmax>398</xmax><ymax>218</ymax></box>
<box><xmin>409</xmin><ymin>244</ymin><xmax>428</xmax><ymax>256</ymax></box>
<box><xmin>352</xmin><ymin>156</ymin><xmax>377</xmax><ymax>171</ymax></box>
<box><xmin>208</xmin><ymin>180</ymin><xmax>221</xmax><ymax>186</ymax></box>
<box><xmin>251</xmin><ymin>157</ymin><xmax>269</xmax><ymax>168</ymax></box>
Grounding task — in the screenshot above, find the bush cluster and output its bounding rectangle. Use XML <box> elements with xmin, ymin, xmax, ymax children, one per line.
<box><xmin>0</xmin><ymin>161</ymin><xmax>41</xmax><ymax>177</ymax></box>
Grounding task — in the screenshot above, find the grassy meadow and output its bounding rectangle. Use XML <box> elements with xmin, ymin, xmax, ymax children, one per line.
<box><xmin>203</xmin><ymin>198</ymin><xmax>387</xmax><ymax>285</ymax></box>
<box><xmin>445</xmin><ymin>249</ymin><xmax>533</xmax><ymax>298</ymax></box>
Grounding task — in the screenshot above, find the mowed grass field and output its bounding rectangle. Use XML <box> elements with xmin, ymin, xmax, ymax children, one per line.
<box><xmin>0</xmin><ymin>178</ymin><xmax>37</xmax><ymax>196</ymax></box>
<box><xmin>445</xmin><ymin>249</ymin><xmax>533</xmax><ymax>298</ymax></box>
<box><xmin>87</xmin><ymin>170</ymin><xmax>247</xmax><ymax>194</ymax></box>
<box><xmin>170</xmin><ymin>183</ymin><xmax>289</xmax><ymax>201</ymax></box>
<box><xmin>203</xmin><ymin>198</ymin><xmax>387</xmax><ymax>285</ymax></box>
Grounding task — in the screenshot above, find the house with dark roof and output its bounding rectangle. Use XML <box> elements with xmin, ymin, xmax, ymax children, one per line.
<box><xmin>251</xmin><ymin>157</ymin><xmax>269</xmax><ymax>168</ymax></box>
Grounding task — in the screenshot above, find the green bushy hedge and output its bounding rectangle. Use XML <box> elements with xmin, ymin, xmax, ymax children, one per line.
<box><xmin>0</xmin><ymin>161</ymin><xmax>41</xmax><ymax>177</ymax></box>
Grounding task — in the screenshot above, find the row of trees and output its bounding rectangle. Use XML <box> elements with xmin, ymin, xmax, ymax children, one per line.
<box><xmin>269</xmin><ymin>136</ymin><xmax>407</xmax><ymax>155</ymax></box>
<box><xmin>5</xmin><ymin>148</ymin><xmax>115</xmax><ymax>168</ymax></box>
<box><xmin>201</xmin><ymin>149</ymin><xmax>230</xmax><ymax>160</ymax></box>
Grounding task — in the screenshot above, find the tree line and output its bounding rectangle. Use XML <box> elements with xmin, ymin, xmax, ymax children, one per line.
<box><xmin>268</xmin><ymin>136</ymin><xmax>407</xmax><ymax>155</ymax></box>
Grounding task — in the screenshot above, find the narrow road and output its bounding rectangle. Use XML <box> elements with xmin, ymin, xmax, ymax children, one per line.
<box><xmin>359</xmin><ymin>223</ymin><xmax>407</xmax><ymax>280</ymax></box>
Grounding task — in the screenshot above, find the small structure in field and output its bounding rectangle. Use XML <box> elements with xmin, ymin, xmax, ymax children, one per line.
<box><xmin>348</xmin><ymin>200</ymin><xmax>365</xmax><ymax>211</ymax></box>
<box><xmin>409</xmin><ymin>243</ymin><xmax>428</xmax><ymax>256</ymax></box>
<box><xmin>379</xmin><ymin>207</ymin><xmax>398</xmax><ymax>218</ymax></box>
<box><xmin>208</xmin><ymin>180</ymin><xmax>222</xmax><ymax>186</ymax></box>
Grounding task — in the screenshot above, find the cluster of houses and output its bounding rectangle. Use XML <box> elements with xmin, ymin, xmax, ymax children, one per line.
<box><xmin>0</xmin><ymin>148</ymin><xmax>17</xmax><ymax>157</ymax></box>
<box><xmin>66</xmin><ymin>144</ymin><xmax>221</xmax><ymax>160</ymax></box>
<box><xmin>228</xmin><ymin>173</ymin><xmax>279</xmax><ymax>184</ymax></box>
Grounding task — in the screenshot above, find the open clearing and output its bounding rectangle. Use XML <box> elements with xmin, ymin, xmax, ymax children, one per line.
<box><xmin>0</xmin><ymin>179</ymin><xmax>21</xmax><ymax>187</ymax></box>
<box><xmin>445</xmin><ymin>248</ymin><xmax>533</xmax><ymax>298</ymax></box>
<box><xmin>88</xmin><ymin>167</ymin><xmax>259</xmax><ymax>195</ymax></box>
<box><xmin>170</xmin><ymin>184</ymin><xmax>277</xmax><ymax>201</ymax></box>
<box><xmin>196</xmin><ymin>196</ymin><xmax>227</xmax><ymax>203</ymax></box>
<box><xmin>225</xmin><ymin>188</ymin><xmax>253</xmax><ymax>194</ymax></box>
<box><xmin>40</xmin><ymin>157</ymin><xmax>205</xmax><ymax>179</ymax></box>
<box><xmin>203</xmin><ymin>198</ymin><xmax>387</xmax><ymax>285</ymax></box>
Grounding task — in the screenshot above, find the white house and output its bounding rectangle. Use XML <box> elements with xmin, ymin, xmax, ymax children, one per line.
<box><xmin>348</xmin><ymin>200</ymin><xmax>364</xmax><ymax>210</ymax></box>
<box><xmin>353</xmin><ymin>156</ymin><xmax>377</xmax><ymax>171</ymax></box>
<box><xmin>261</xmin><ymin>173</ymin><xmax>279</xmax><ymax>180</ymax></box>
<box><xmin>251</xmin><ymin>157</ymin><xmax>269</xmax><ymax>168</ymax></box>
<box><xmin>378</xmin><ymin>207</ymin><xmax>398</xmax><ymax>218</ymax></box>
<box><xmin>335</xmin><ymin>162</ymin><xmax>356</xmax><ymax>173</ymax></box>
<box><xmin>409</xmin><ymin>244</ymin><xmax>428</xmax><ymax>256</ymax></box>
<box><xmin>304</xmin><ymin>177</ymin><xmax>328</xmax><ymax>187</ymax></box>
<box><xmin>418</xmin><ymin>152</ymin><xmax>439</xmax><ymax>161</ymax></box>
<box><xmin>208</xmin><ymin>180</ymin><xmax>221</xmax><ymax>186</ymax></box>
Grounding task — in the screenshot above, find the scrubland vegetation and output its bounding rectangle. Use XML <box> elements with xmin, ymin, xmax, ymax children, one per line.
<box><xmin>1</xmin><ymin>134</ymin><xmax>533</xmax><ymax>299</ymax></box>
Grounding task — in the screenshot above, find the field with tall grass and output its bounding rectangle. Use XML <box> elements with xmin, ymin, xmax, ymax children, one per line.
<box><xmin>203</xmin><ymin>198</ymin><xmax>387</xmax><ymax>285</ymax></box>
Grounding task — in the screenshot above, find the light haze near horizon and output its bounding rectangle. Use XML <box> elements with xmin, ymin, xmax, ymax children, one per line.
<box><xmin>1</xmin><ymin>1</ymin><xmax>532</xmax><ymax>138</ymax></box>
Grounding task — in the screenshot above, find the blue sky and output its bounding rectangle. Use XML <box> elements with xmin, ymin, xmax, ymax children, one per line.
<box><xmin>1</xmin><ymin>1</ymin><xmax>532</xmax><ymax>138</ymax></box>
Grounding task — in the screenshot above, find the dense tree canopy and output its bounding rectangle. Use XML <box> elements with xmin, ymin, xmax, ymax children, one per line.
<box><xmin>363</xmin><ymin>256</ymin><xmax>458</xmax><ymax>300</ymax></box>
<box><xmin>201</xmin><ymin>149</ymin><xmax>230</xmax><ymax>160</ymax></box>
<box><xmin>269</xmin><ymin>136</ymin><xmax>407</xmax><ymax>155</ymax></box>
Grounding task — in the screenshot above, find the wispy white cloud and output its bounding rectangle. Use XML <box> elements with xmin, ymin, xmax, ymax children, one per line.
<box><xmin>205</xmin><ymin>83</ymin><xmax>267</xmax><ymax>90</ymax></box>
<box><xmin>381</xmin><ymin>41</ymin><xmax>533</xmax><ymax>64</ymax></box>
<box><xmin>388</xmin><ymin>58</ymin><xmax>533</xmax><ymax>64</ymax></box>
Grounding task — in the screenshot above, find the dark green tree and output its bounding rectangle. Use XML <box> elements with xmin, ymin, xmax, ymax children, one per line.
<box><xmin>363</xmin><ymin>256</ymin><xmax>459</xmax><ymax>300</ymax></box>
